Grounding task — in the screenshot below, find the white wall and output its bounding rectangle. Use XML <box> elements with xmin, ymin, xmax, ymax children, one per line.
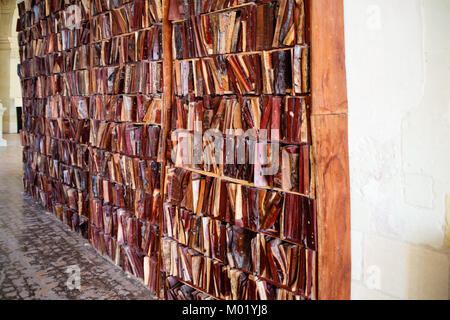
<box><xmin>9</xmin><ymin>6</ymin><xmax>22</xmax><ymax>133</ymax></box>
<box><xmin>0</xmin><ymin>0</ymin><xmax>21</xmax><ymax>134</ymax></box>
<box><xmin>344</xmin><ymin>0</ymin><xmax>450</xmax><ymax>299</ymax></box>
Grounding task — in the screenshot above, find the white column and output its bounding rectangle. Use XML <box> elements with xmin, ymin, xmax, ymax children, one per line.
<box><xmin>0</xmin><ymin>102</ymin><xmax>7</xmax><ymax>146</ymax></box>
<box><xmin>0</xmin><ymin>0</ymin><xmax>18</xmax><ymax>134</ymax></box>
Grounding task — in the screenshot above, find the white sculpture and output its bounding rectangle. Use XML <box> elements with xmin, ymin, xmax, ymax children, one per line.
<box><xmin>0</xmin><ymin>102</ymin><xmax>7</xmax><ymax>146</ymax></box>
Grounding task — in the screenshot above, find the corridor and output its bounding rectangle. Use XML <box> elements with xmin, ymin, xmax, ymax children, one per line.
<box><xmin>0</xmin><ymin>135</ymin><xmax>154</xmax><ymax>300</ymax></box>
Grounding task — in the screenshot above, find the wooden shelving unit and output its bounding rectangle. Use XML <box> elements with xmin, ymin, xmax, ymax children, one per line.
<box><xmin>18</xmin><ymin>0</ymin><xmax>350</xmax><ymax>300</ymax></box>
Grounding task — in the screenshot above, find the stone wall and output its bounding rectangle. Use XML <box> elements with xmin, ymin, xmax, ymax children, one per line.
<box><xmin>344</xmin><ymin>0</ymin><xmax>450</xmax><ymax>299</ymax></box>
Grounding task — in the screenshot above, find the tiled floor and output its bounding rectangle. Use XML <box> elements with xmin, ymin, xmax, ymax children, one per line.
<box><xmin>0</xmin><ymin>134</ymin><xmax>155</xmax><ymax>300</ymax></box>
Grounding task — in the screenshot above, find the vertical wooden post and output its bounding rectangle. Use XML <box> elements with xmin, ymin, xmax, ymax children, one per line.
<box><xmin>161</xmin><ymin>0</ymin><xmax>174</xmax><ymax>121</ymax></box>
<box><xmin>156</xmin><ymin>0</ymin><xmax>174</xmax><ymax>299</ymax></box>
<box><xmin>88</xmin><ymin>0</ymin><xmax>94</xmax><ymax>246</ymax></box>
<box><xmin>309</xmin><ymin>0</ymin><xmax>351</xmax><ymax>300</ymax></box>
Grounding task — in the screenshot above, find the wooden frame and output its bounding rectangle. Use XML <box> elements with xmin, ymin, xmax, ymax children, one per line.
<box><xmin>309</xmin><ymin>0</ymin><xmax>351</xmax><ymax>300</ymax></box>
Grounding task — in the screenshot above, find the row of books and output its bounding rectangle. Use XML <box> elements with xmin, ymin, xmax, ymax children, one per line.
<box><xmin>92</xmin><ymin>2</ymin><xmax>162</xmax><ymax>42</ymax></box>
<box><xmin>92</xmin><ymin>0</ymin><xmax>163</xmax><ymax>23</ymax></box>
<box><xmin>163</xmin><ymin>203</ymin><xmax>314</xmax><ymax>289</ymax></box>
<box><xmin>91</xmin><ymin>62</ymin><xmax>162</xmax><ymax>95</ymax></box>
<box><xmin>163</xmin><ymin>204</ymin><xmax>228</xmax><ymax>261</ymax></box>
<box><xmin>19</xmin><ymin>27</ymin><xmax>307</xmax><ymax>97</ymax></box>
<box><xmin>21</xmin><ymin>116</ymin><xmax>45</xmax><ymax>135</ymax></box>
<box><xmin>165</xmin><ymin>276</ymin><xmax>306</xmax><ymax>300</ymax></box>
<box><xmin>19</xmin><ymin>45</ymin><xmax>90</xmax><ymax>78</ymax></box>
<box><xmin>48</xmin><ymin>174</ymin><xmax>89</xmax><ymax>210</ymax></box>
<box><xmin>170</xmin><ymin>95</ymin><xmax>310</xmax><ymax>144</ymax></box>
<box><xmin>21</xmin><ymin>131</ymin><xmax>89</xmax><ymax>167</ymax></box>
<box><xmin>165</xmin><ymin>167</ymin><xmax>316</xmax><ymax>248</ymax></box>
<box><xmin>18</xmin><ymin>21</ymin><xmax>91</xmax><ymax>60</ymax></box>
<box><xmin>21</xmin><ymin>132</ymin><xmax>89</xmax><ymax>165</ymax></box>
<box><xmin>21</xmin><ymin>62</ymin><xmax>162</xmax><ymax>98</ymax></box>
<box><xmin>22</xmin><ymin>150</ymin><xmax>89</xmax><ymax>194</ymax></box>
<box><xmin>24</xmin><ymin>96</ymin><xmax>83</xmax><ymax>119</ymax></box>
<box><xmin>172</xmin><ymin>5</ymin><xmax>256</xmax><ymax>58</ymax></box>
<box><xmin>50</xmin><ymin>162</ymin><xmax>88</xmax><ymax>191</ymax></box>
<box><xmin>171</xmin><ymin>0</ymin><xmax>306</xmax><ymax>58</ymax></box>
<box><xmin>90</xmin><ymin>94</ymin><xmax>162</xmax><ymax>124</ymax></box>
<box><xmin>165</xmin><ymin>277</ymin><xmax>214</xmax><ymax>300</ymax></box>
<box><xmin>24</xmin><ymin>94</ymin><xmax>311</xmax><ymax>137</ymax></box>
<box><xmin>168</xmin><ymin>0</ymin><xmax>253</xmax><ymax>20</ymax></box>
<box><xmin>23</xmin><ymin>98</ymin><xmax>46</xmax><ymax>117</ymax></box>
<box><xmin>55</xmin><ymin>184</ymin><xmax>89</xmax><ymax>215</ymax></box>
<box><xmin>22</xmin><ymin>150</ymin><xmax>52</xmax><ymax>177</ymax></box>
<box><xmin>20</xmin><ymin>116</ymin><xmax>43</xmax><ymax>138</ymax></box>
<box><xmin>22</xmin><ymin>116</ymin><xmax>90</xmax><ymax>145</ymax></box>
<box><xmin>90</xmin><ymin>202</ymin><xmax>160</xmax><ymax>256</ymax></box>
<box><xmin>89</xmin><ymin>121</ymin><xmax>161</xmax><ymax>159</ymax></box>
<box><xmin>92</xmin><ymin>27</ymin><xmax>162</xmax><ymax>65</ymax></box>
<box><xmin>53</xmin><ymin>204</ymin><xmax>90</xmax><ymax>239</ymax></box>
<box><xmin>24</xmin><ymin>93</ymin><xmax>160</xmax><ymax>124</ymax></box>
<box><xmin>90</xmin><ymin>176</ymin><xmax>161</xmax><ymax>222</ymax></box>
<box><xmin>20</xmin><ymin>70</ymin><xmax>90</xmax><ymax>98</ymax></box>
<box><xmin>20</xmin><ymin>130</ymin><xmax>44</xmax><ymax>154</ymax></box>
<box><xmin>23</xmin><ymin>163</ymin><xmax>90</xmax><ymax>215</ymax></box>
<box><xmin>172</xmin><ymin>46</ymin><xmax>309</xmax><ymax>96</ymax></box>
<box><xmin>83</xmin><ymin>93</ymin><xmax>152</xmax><ymax>123</ymax></box>
<box><xmin>168</xmin><ymin>131</ymin><xmax>312</xmax><ymax>193</ymax></box>
<box><xmin>42</xmin><ymin>95</ymin><xmax>89</xmax><ymax>119</ymax></box>
<box><xmin>88</xmin><ymin>146</ymin><xmax>159</xmax><ymax>184</ymax></box>
<box><xmin>19</xmin><ymin>47</ymin><xmax>307</xmax><ymax>99</ymax></box>
<box><xmin>88</xmin><ymin>228</ymin><xmax>159</xmax><ymax>293</ymax></box>
<box><xmin>22</xmin><ymin>167</ymin><xmax>51</xmax><ymax>209</ymax></box>
<box><xmin>89</xmin><ymin>154</ymin><xmax>161</xmax><ymax>193</ymax></box>
<box><xmin>161</xmin><ymin>237</ymin><xmax>314</xmax><ymax>299</ymax></box>
<box><xmin>17</xmin><ymin>0</ymin><xmax>163</xmax><ymax>18</ymax></box>
<box><xmin>17</xmin><ymin>0</ymin><xmax>90</xmax><ymax>31</ymax></box>
<box><xmin>51</xmin><ymin>117</ymin><xmax>90</xmax><ymax>143</ymax></box>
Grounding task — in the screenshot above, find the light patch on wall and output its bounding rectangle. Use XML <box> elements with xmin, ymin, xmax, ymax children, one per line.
<box><xmin>403</xmin><ymin>173</ymin><xmax>434</xmax><ymax>209</ymax></box>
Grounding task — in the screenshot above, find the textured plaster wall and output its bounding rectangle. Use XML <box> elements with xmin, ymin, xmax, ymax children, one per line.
<box><xmin>344</xmin><ymin>0</ymin><xmax>450</xmax><ymax>299</ymax></box>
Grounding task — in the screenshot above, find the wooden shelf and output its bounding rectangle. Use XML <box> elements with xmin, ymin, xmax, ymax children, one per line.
<box><xmin>178</xmin><ymin>166</ymin><xmax>313</xmax><ymax>198</ymax></box>
<box><xmin>167</xmin><ymin>276</ymin><xmax>221</xmax><ymax>300</ymax></box>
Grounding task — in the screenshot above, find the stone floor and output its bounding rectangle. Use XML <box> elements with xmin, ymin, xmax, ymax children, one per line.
<box><xmin>0</xmin><ymin>134</ymin><xmax>155</xmax><ymax>300</ymax></box>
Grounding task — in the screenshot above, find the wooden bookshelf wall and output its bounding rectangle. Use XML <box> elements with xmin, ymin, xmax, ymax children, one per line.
<box><xmin>17</xmin><ymin>0</ymin><xmax>350</xmax><ymax>300</ymax></box>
